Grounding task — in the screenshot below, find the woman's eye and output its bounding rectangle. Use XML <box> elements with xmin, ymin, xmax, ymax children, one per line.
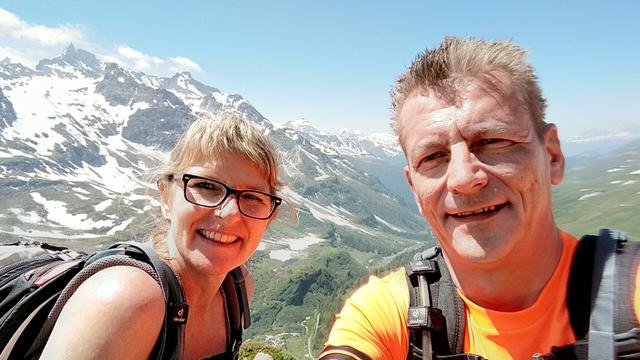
<box><xmin>195</xmin><ymin>182</ymin><xmax>214</xmax><ymax>189</ymax></box>
<box><xmin>193</xmin><ymin>181</ymin><xmax>222</xmax><ymax>192</ymax></box>
<box><xmin>242</xmin><ymin>193</ymin><xmax>267</xmax><ymax>205</ymax></box>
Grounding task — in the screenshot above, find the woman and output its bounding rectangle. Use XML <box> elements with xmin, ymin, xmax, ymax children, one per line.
<box><xmin>41</xmin><ymin>113</ymin><xmax>283</xmax><ymax>359</ymax></box>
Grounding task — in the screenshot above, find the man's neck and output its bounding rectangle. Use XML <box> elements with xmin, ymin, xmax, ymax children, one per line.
<box><xmin>444</xmin><ymin>228</ymin><xmax>565</xmax><ymax>312</ymax></box>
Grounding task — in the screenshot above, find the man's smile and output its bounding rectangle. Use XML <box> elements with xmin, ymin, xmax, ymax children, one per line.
<box><xmin>446</xmin><ymin>202</ymin><xmax>508</xmax><ymax>219</ymax></box>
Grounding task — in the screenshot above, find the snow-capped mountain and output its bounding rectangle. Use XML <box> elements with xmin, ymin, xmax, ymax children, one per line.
<box><xmin>0</xmin><ymin>45</ymin><xmax>422</xmax><ymax>256</ymax></box>
<box><xmin>561</xmin><ymin>125</ymin><xmax>640</xmax><ymax>157</ymax></box>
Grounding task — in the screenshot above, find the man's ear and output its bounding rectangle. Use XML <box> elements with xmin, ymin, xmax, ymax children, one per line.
<box><xmin>157</xmin><ymin>179</ymin><xmax>172</xmax><ymax>220</ymax></box>
<box><xmin>544</xmin><ymin>123</ymin><xmax>565</xmax><ymax>185</ymax></box>
<box><xmin>404</xmin><ymin>165</ymin><xmax>425</xmax><ymax>216</ymax></box>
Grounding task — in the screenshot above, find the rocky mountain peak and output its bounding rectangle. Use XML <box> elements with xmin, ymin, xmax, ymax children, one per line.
<box><xmin>36</xmin><ymin>43</ymin><xmax>103</xmax><ymax>78</ymax></box>
<box><xmin>0</xmin><ymin>58</ymin><xmax>35</xmax><ymax>80</ymax></box>
<box><xmin>164</xmin><ymin>71</ymin><xmax>219</xmax><ymax>97</ymax></box>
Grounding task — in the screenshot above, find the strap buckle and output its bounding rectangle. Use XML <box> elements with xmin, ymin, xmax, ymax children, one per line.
<box><xmin>408</xmin><ymin>306</ymin><xmax>445</xmax><ymax>333</ymax></box>
<box><xmin>407</xmin><ymin>247</ymin><xmax>441</xmax><ymax>283</ymax></box>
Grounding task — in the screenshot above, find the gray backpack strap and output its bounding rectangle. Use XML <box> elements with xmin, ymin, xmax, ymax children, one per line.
<box><xmin>538</xmin><ymin>229</ymin><xmax>640</xmax><ymax>359</ymax></box>
<box><xmin>405</xmin><ymin>247</ymin><xmax>481</xmax><ymax>360</ymax></box>
<box><xmin>587</xmin><ymin>229</ymin><xmax>621</xmax><ymax>359</ymax></box>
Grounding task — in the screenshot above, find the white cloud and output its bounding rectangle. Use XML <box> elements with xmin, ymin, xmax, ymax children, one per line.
<box><xmin>0</xmin><ymin>8</ymin><xmax>88</xmax><ymax>65</ymax></box>
<box><xmin>110</xmin><ymin>45</ymin><xmax>199</xmax><ymax>75</ymax></box>
<box><xmin>0</xmin><ymin>8</ymin><xmax>85</xmax><ymax>47</ymax></box>
<box><xmin>0</xmin><ymin>46</ymin><xmax>35</xmax><ymax>66</ymax></box>
<box><xmin>0</xmin><ymin>8</ymin><xmax>204</xmax><ymax>77</ymax></box>
<box><xmin>117</xmin><ymin>45</ymin><xmax>152</xmax><ymax>70</ymax></box>
<box><xmin>169</xmin><ymin>56</ymin><xmax>202</xmax><ymax>73</ymax></box>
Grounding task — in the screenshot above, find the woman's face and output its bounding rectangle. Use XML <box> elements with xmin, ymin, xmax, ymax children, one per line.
<box><xmin>162</xmin><ymin>153</ymin><xmax>274</xmax><ymax>276</ymax></box>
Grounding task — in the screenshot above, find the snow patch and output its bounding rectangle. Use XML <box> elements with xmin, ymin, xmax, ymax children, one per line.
<box><xmin>282</xmin><ymin>187</ymin><xmax>374</xmax><ymax>235</ymax></box>
<box><xmin>578</xmin><ymin>192</ymin><xmax>602</xmax><ymax>201</ymax></box>
<box><xmin>3</xmin><ymin>227</ymin><xmax>101</xmax><ymax>239</ymax></box>
<box><xmin>94</xmin><ymin>199</ymin><xmax>113</xmax><ymax>211</ymax></box>
<box><xmin>106</xmin><ymin>217</ymin><xmax>134</xmax><ymax>235</ymax></box>
<box><xmin>30</xmin><ymin>192</ymin><xmax>114</xmax><ymax>230</ymax></box>
<box><xmin>260</xmin><ymin>234</ymin><xmax>326</xmax><ymax>261</ymax></box>
<box><xmin>269</xmin><ymin>249</ymin><xmax>296</xmax><ymax>262</ymax></box>
<box><xmin>374</xmin><ymin>215</ymin><xmax>405</xmax><ymax>233</ymax></box>
<box><xmin>8</xmin><ymin>208</ymin><xmax>43</xmax><ymax>224</ymax></box>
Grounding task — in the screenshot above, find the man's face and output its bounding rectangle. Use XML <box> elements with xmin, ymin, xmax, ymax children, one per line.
<box><xmin>399</xmin><ymin>75</ymin><xmax>564</xmax><ymax>265</ymax></box>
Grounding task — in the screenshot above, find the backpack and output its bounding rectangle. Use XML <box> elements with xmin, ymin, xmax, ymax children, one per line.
<box><xmin>405</xmin><ymin>229</ymin><xmax>640</xmax><ymax>360</ymax></box>
<box><xmin>0</xmin><ymin>240</ymin><xmax>250</xmax><ymax>360</ymax></box>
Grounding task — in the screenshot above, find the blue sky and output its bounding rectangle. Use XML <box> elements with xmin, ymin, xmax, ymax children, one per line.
<box><xmin>1</xmin><ymin>1</ymin><xmax>638</xmax><ymax>138</ymax></box>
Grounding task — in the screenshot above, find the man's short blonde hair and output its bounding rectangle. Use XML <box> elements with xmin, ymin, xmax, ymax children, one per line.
<box><xmin>390</xmin><ymin>37</ymin><xmax>546</xmax><ymax>140</ymax></box>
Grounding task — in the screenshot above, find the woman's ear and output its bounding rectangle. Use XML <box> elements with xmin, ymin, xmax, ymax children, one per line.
<box><xmin>157</xmin><ymin>179</ymin><xmax>172</xmax><ymax>220</ymax></box>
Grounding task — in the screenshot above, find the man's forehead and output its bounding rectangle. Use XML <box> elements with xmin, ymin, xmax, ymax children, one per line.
<box><xmin>397</xmin><ymin>74</ymin><xmax>528</xmax><ymax>146</ymax></box>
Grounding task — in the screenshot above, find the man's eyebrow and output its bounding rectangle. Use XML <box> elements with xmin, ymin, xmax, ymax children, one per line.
<box><xmin>409</xmin><ymin>139</ymin><xmax>443</xmax><ymax>156</ymax></box>
<box><xmin>464</xmin><ymin>119</ymin><xmax>513</xmax><ymax>136</ymax></box>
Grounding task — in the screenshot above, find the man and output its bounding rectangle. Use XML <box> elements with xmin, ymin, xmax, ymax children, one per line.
<box><xmin>319</xmin><ymin>37</ymin><xmax>639</xmax><ymax>359</ymax></box>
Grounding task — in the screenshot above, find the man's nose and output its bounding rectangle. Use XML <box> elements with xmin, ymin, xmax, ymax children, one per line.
<box><xmin>446</xmin><ymin>143</ymin><xmax>488</xmax><ymax>194</ymax></box>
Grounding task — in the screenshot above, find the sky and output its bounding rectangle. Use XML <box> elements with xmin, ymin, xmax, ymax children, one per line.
<box><xmin>0</xmin><ymin>1</ymin><xmax>638</xmax><ymax>138</ymax></box>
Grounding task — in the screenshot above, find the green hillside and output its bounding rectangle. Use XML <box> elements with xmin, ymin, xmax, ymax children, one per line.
<box><xmin>554</xmin><ymin>140</ymin><xmax>640</xmax><ymax>238</ymax></box>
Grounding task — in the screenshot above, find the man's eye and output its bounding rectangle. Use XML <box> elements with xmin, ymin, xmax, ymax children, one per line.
<box><xmin>478</xmin><ymin>138</ymin><xmax>512</xmax><ymax>148</ymax></box>
<box><xmin>417</xmin><ymin>151</ymin><xmax>447</xmax><ymax>169</ymax></box>
<box><xmin>425</xmin><ymin>152</ymin><xmax>447</xmax><ymax>161</ymax></box>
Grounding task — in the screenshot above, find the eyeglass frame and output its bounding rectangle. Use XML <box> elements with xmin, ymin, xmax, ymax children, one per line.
<box><xmin>170</xmin><ymin>173</ymin><xmax>282</xmax><ymax>220</ymax></box>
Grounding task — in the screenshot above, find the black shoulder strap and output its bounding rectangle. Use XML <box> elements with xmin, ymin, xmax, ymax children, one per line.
<box><xmin>405</xmin><ymin>247</ymin><xmax>472</xmax><ymax>360</ymax></box>
<box><xmin>30</xmin><ymin>242</ymin><xmax>187</xmax><ymax>360</ymax></box>
<box><xmin>117</xmin><ymin>242</ymin><xmax>188</xmax><ymax>360</ymax></box>
<box><xmin>220</xmin><ymin>266</ymin><xmax>250</xmax><ymax>359</ymax></box>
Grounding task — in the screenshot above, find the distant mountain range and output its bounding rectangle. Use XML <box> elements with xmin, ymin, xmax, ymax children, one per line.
<box><xmin>561</xmin><ymin>126</ymin><xmax>640</xmax><ymax>157</ymax></box>
<box><xmin>2</xmin><ymin>44</ymin><xmax>637</xmax><ymax>357</ymax></box>
<box><xmin>0</xmin><ymin>44</ymin><xmax>423</xmax><ymax>245</ymax></box>
<box><xmin>0</xmin><ymin>45</ymin><xmax>428</xmax><ymax>356</ymax></box>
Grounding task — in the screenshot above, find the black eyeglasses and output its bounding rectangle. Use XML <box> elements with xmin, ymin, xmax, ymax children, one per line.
<box><xmin>176</xmin><ymin>173</ymin><xmax>281</xmax><ymax>220</ymax></box>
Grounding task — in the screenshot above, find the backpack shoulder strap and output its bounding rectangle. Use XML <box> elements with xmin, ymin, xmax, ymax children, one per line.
<box><xmin>586</xmin><ymin>228</ymin><xmax>620</xmax><ymax>359</ymax></box>
<box><xmin>549</xmin><ymin>229</ymin><xmax>640</xmax><ymax>359</ymax></box>
<box><xmin>116</xmin><ymin>242</ymin><xmax>188</xmax><ymax>360</ymax></box>
<box><xmin>220</xmin><ymin>266</ymin><xmax>250</xmax><ymax>359</ymax></box>
<box><xmin>405</xmin><ymin>247</ymin><xmax>469</xmax><ymax>359</ymax></box>
<box><xmin>27</xmin><ymin>242</ymin><xmax>187</xmax><ymax>360</ymax></box>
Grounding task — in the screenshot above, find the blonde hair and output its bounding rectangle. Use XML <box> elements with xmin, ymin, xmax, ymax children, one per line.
<box><xmin>149</xmin><ymin>112</ymin><xmax>282</xmax><ymax>255</ymax></box>
<box><xmin>390</xmin><ymin>37</ymin><xmax>546</xmax><ymax>140</ymax></box>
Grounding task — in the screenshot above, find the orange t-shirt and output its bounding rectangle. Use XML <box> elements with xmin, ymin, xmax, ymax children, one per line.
<box><xmin>458</xmin><ymin>231</ymin><xmax>578</xmax><ymax>359</ymax></box>
<box><xmin>321</xmin><ymin>232</ymin><xmax>640</xmax><ymax>360</ymax></box>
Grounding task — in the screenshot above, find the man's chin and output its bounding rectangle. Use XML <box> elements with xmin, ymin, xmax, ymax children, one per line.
<box><xmin>448</xmin><ymin>232</ymin><xmax>512</xmax><ymax>265</ymax></box>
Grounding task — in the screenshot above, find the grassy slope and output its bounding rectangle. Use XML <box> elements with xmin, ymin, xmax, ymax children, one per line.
<box><xmin>554</xmin><ymin>141</ymin><xmax>640</xmax><ymax>238</ymax></box>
